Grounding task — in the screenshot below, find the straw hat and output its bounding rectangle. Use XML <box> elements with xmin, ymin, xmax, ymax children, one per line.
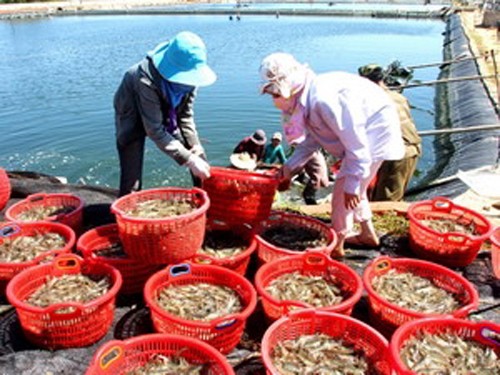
<box><xmin>229</xmin><ymin>152</ymin><xmax>257</xmax><ymax>171</ymax></box>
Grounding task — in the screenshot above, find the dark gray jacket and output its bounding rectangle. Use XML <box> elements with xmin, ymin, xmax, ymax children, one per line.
<box><xmin>114</xmin><ymin>56</ymin><xmax>200</xmax><ymax>165</ymax></box>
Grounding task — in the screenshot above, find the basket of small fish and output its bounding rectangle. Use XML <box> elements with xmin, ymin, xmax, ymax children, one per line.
<box><xmin>77</xmin><ymin>224</ymin><xmax>162</xmax><ymax>295</ymax></box>
<box><xmin>363</xmin><ymin>256</ymin><xmax>479</xmax><ymax>337</ymax></box>
<box><xmin>190</xmin><ymin>222</ymin><xmax>257</xmax><ymax>276</ymax></box>
<box><xmin>5</xmin><ymin>193</ymin><xmax>85</xmax><ymax>234</ymax></box>
<box><xmin>491</xmin><ymin>226</ymin><xmax>500</xmax><ymax>279</ymax></box>
<box><xmin>6</xmin><ymin>254</ymin><xmax>122</xmax><ymax>349</ymax></box>
<box><xmin>0</xmin><ymin>221</ymin><xmax>75</xmax><ymax>294</ymax></box>
<box><xmin>85</xmin><ymin>333</ymin><xmax>235</xmax><ymax>375</ymax></box>
<box><xmin>202</xmin><ymin>167</ymin><xmax>279</xmax><ymax>228</ymax></box>
<box><xmin>255</xmin><ymin>211</ymin><xmax>337</xmax><ymax>264</ymax></box>
<box><xmin>144</xmin><ymin>262</ymin><xmax>257</xmax><ymax>354</ymax></box>
<box><xmin>0</xmin><ymin>168</ymin><xmax>11</xmax><ymax>211</ymax></box>
<box><xmin>261</xmin><ymin>309</ymin><xmax>392</xmax><ymax>375</ymax></box>
<box><xmin>255</xmin><ymin>252</ymin><xmax>363</xmax><ymax>321</ymax></box>
<box><xmin>390</xmin><ymin>317</ymin><xmax>500</xmax><ymax>374</ymax></box>
<box><xmin>111</xmin><ymin>187</ymin><xmax>209</xmax><ymax>265</ymax></box>
<box><xmin>407</xmin><ymin>197</ymin><xmax>493</xmax><ymax>267</ymax></box>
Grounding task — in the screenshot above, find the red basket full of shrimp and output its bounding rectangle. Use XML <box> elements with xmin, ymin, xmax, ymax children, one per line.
<box><xmin>190</xmin><ymin>221</ymin><xmax>257</xmax><ymax>276</ymax></box>
<box><xmin>255</xmin><ymin>252</ymin><xmax>363</xmax><ymax>321</ymax></box>
<box><xmin>0</xmin><ymin>168</ymin><xmax>11</xmax><ymax>211</ymax></box>
<box><xmin>85</xmin><ymin>333</ymin><xmax>235</xmax><ymax>375</ymax></box>
<box><xmin>363</xmin><ymin>256</ymin><xmax>479</xmax><ymax>338</ymax></box>
<box><xmin>255</xmin><ymin>211</ymin><xmax>337</xmax><ymax>264</ymax></box>
<box><xmin>77</xmin><ymin>224</ymin><xmax>162</xmax><ymax>295</ymax></box>
<box><xmin>110</xmin><ymin>187</ymin><xmax>209</xmax><ymax>265</ymax></box>
<box><xmin>5</xmin><ymin>193</ymin><xmax>85</xmax><ymax>234</ymax></box>
<box><xmin>0</xmin><ymin>221</ymin><xmax>75</xmax><ymax>295</ymax></box>
<box><xmin>390</xmin><ymin>317</ymin><xmax>500</xmax><ymax>374</ymax></box>
<box><xmin>261</xmin><ymin>309</ymin><xmax>392</xmax><ymax>375</ymax></box>
<box><xmin>407</xmin><ymin>197</ymin><xmax>493</xmax><ymax>267</ymax></box>
<box><xmin>491</xmin><ymin>227</ymin><xmax>500</xmax><ymax>279</ymax></box>
<box><xmin>202</xmin><ymin>167</ymin><xmax>279</xmax><ymax>228</ymax></box>
<box><xmin>6</xmin><ymin>254</ymin><xmax>122</xmax><ymax>349</ymax></box>
<box><xmin>144</xmin><ymin>263</ymin><xmax>257</xmax><ymax>354</ymax></box>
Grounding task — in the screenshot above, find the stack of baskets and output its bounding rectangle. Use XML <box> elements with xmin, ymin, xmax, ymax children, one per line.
<box><xmin>0</xmin><ymin>168</ymin><xmax>10</xmax><ymax>211</ymax></box>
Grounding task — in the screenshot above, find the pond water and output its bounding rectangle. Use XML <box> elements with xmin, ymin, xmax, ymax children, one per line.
<box><xmin>0</xmin><ymin>14</ymin><xmax>444</xmax><ymax>190</ymax></box>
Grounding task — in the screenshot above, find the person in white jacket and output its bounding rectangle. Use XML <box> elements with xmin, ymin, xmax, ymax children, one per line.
<box><xmin>259</xmin><ymin>52</ymin><xmax>405</xmax><ymax>257</ymax></box>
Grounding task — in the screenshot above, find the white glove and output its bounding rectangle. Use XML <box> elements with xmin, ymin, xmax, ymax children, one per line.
<box><xmin>185</xmin><ymin>154</ymin><xmax>211</xmax><ymax>180</ymax></box>
<box><xmin>190</xmin><ymin>144</ymin><xmax>205</xmax><ymax>157</ymax></box>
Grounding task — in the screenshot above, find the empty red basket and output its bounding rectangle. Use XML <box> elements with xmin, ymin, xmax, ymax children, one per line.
<box><xmin>5</xmin><ymin>193</ymin><xmax>85</xmax><ymax>234</ymax></box>
<box><xmin>407</xmin><ymin>197</ymin><xmax>493</xmax><ymax>267</ymax></box>
<box><xmin>6</xmin><ymin>254</ymin><xmax>122</xmax><ymax>349</ymax></box>
<box><xmin>111</xmin><ymin>187</ymin><xmax>209</xmax><ymax>265</ymax></box>
<box><xmin>390</xmin><ymin>317</ymin><xmax>500</xmax><ymax>375</ymax></box>
<box><xmin>261</xmin><ymin>310</ymin><xmax>392</xmax><ymax>375</ymax></box>
<box><xmin>202</xmin><ymin>167</ymin><xmax>279</xmax><ymax>228</ymax></box>
<box><xmin>255</xmin><ymin>252</ymin><xmax>363</xmax><ymax>321</ymax></box>
<box><xmin>363</xmin><ymin>256</ymin><xmax>479</xmax><ymax>337</ymax></box>
<box><xmin>144</xmin><ymin>263</ymin><xmax>257</xmax><ymax>354</ymax></box>
<box><xmin>85</xmin><ymin>333</ymin><xmax>235</xmax><ymax>375</ymax></box>
<box><xmin>491</xmin><ymin>227</ymin><xmax>500</xmax><ymax>279</ymax></box>
<box><xmin>77</xmin><ymin>224</ymin><xmax>162</xmax><ymax>295</ymax></box>
<box><xmin>0</xmin><ymin>221</ymin><xmax>75</xmax><ymax>295</ymax></box>
<box><xmin>0</xmin><ymin>168</ymin><xmax>11</xmax><ymax>211</ymax></box>
<box><xmin>256</xmin><ymin>211</ymin><xmax>337</xmax><ymax>264</ymax></box>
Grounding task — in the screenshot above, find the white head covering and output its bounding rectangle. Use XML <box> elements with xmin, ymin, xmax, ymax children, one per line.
<box><xmin>259</xmin><ymin>52</ymin><xmax>308</xmax><ymax>98</ymax></box>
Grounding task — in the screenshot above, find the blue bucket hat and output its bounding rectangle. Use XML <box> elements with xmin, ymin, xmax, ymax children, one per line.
<box><xmin>151</xmin><ymin>31</ymin><xmax>217</xmax><ymax>87</ymax></box>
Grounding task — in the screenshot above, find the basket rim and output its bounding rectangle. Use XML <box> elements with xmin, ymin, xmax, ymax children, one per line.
<box><xmin>193</xmin><ymin>237</ymin><xmax>257</xmax><ymax>265</ymax></box>
<box><xmin>76</xmin><ymin>223</ymin><xmax>132</xmax><ymax>264</ymax></box>
<box><xmin>362</xmin><ymin>256</ymin><xmax>479</xmax><ymax>319</ymax></box>
<box><xmin>255</xmin><ymin>253</ymin><xmax>363</xmax><ymax>313</ymax></box>
<box><xmin>110</xmin><ymin>187</ymin><xmax>210</xmax><ymax>223</ymax></box>
<box><xmin>206</xmin><ymin>166</ymin><xmax>280</xmax><ymax>185</ymax></box>
<box><xmin>144</xmin><ymin>263</ymin><xmax>257</xmax><ymax>328</ymax></box>
<box><xmin>5</xmin><ymin>193</ymin><xmax>85</xmax><ymax>219</ymax></box>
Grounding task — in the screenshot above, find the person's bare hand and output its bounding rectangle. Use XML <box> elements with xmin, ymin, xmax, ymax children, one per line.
<box><xmin>344</xmin><ymin>192</ymin><xmax>360</xmax><ymax>210</ymax></box>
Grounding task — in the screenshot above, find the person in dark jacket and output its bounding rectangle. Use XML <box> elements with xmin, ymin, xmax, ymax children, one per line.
<box><xmin>232</xmin><ymin>129</ymin><xmax>267</xmax><ymax>161</ymax></box>
<box><xmin>114</xmin><ymin>31</ymin><xmax>216</xmax><ymax>196</ymax></box>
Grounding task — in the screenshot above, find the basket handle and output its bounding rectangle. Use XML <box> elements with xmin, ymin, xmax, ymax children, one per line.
<box><xmin>26</xmin><ymin>193</ymin><xmax>48</xmax><ymax>203</ymax></box>
<box><xmin>443</xmin><ymin>232</ymin><xmax>469</xmax><ymax>245</ymax></box>
<box><xmin>0</xmin><ymin>224</ymin><xmax>21</xmax><ymax>238</ymax></box>
<box><xmin>431</xmin><ymin>197</ymin><xmax>454</xmax><ymax>213</ymax></box>
<box><xmin>303</xmin><ymin>253</ymin><xmax>328</xmax><ymax>273</ymax></box>
<box><xmin>372</xmin><ymin>256</ymin><xmax>393</xmax><ymax>275</ymax></box>
<box><xmin>282</xmin><ymin>300</ymin><xmax>311</xmax><ymax>315</ymax></box>
<box><xmin>210</xmin><ymin>313</ymin><xmax>244</xmax><ymax>330</ymax></box>
<box><xmin>479</xmin><ymin>323</ymin><xmax>500</xmax><ymax>347</ymax></box>
<box><xmin>190</xmin><ymin>254</ymin><xmax>213</xmax><ymax>265</ymax></box>
<box><xmin>47</xmin><ymin>302</ymin><xmax>85</xmax><ymax>319</ymax></box>
<box><xmin>168</xmin><ymin>263</ymin><xmax>191</xmax><ymax>277</ymax></box>
<box><xmin>96</xmin><ymin>341</ymin><xmax>125</xmax><ymax>370</ymax></box>
<box><xmin>52</xmin><ymin>254</ymin><xmax>82</xmax><ymax>276</ymax></box>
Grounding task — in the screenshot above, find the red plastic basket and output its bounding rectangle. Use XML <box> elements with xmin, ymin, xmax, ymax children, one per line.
<box><xmin>407</xmin><ymin>197</ymin><xmax>493</xmax><ymax>267</ymax></box>
<box><xmin>77</xmin><ymin>224</ymin><xmax>162</xmax><ymax>295</ymax></box>
<box><xmin>190</xmin><ymin>222</ymin><xmax>257</xmax><ymax>276</ymax></box>
<box><xmin>363</xmin><ymin>256</ymin><xmax>479</xmax><ymax>337</ymax></box>
<box><xmin>110</xmin><ymin>187</ymin><xmax>209</xmax><ymax>265</ymax></box>
<box><xmin>261</xmin><ymin>309</ymin><xmax>392</xmax><ymax>375</ymax></box>
<box><xmin>0</xmin><ymin>221</ymin><xmax>75</xmax><ymax>295</ymax></box>
<box><xmin>256</xmin><ymin>211</ymin><xmax>337</xmax><ymax>264</ymax></box>
<box><xmin>255</xmin><ymin>252</ymin><xmax>363</xmax><ymax>321</ymax></box>
<box><xmin>6</xmin><ymin>254</ymin><xmax>122</xmax><ymax>349</ymax></box>
<box><xmin>144</xmin><ymin>263</ymin><xmax>257</xmax><ymax>354</ymax></box>
<box><xmin>202</xmin><ymin>167</ymin><xmax>279</xmax><ymax>228</ymax></box>
<box><xmin>5</xmin><ymin>193</ymin><xmax>85</xmax><ymax>234</ymax></box>
<box><xmin>85</xmin><ymin>333</ymin><xmax>235</xmax><ymax>375</ymax></box>
<box><xmin>491</xmin><ymin>227</ymin><xmax>500</xmax><ymax>279</ymax></box>
<box><xmin>0</xmin><ymin>168</ymin><xmax>11</xmax><ymax>211</ymax></box>
<box><xmin>390</xmin><ymin>317</ymin><xmax>500</xmax><ymax>374</ymax></box>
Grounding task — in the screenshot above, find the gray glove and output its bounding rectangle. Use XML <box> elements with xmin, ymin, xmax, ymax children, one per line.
<box><xmin>185</xmin><ymin>154</ymin><xmax>211</xmax><ymax>180</ymax></box>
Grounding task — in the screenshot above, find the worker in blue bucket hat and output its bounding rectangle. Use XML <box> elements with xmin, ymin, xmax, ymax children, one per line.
<box><xmin>114</xmin><ymin>31</ymin><xmax>217</xmax><ymax>196</ymax></box>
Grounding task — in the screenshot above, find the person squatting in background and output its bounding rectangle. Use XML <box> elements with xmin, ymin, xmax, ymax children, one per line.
<box><xmin>114</xmin><ymin>31</ymin><xmax>216</xmax><ymax>197</ymax></box>
<box><xmin>262</xmin><ymin>132</ymin><xmax>287</xmax><ymax>165</ymax></box>
<box><xmin>233</xmin><ymin>129</ymin><xmax>267</xmax><ymax>162</ymax></box>
<box><xmin>259</xmin><ymin>52</ymin><xmax>405</xmax><ymax>257</ymax></box>
<box><xmin>358</xmin><ymin>64</ymin><xmax>422</xmax><ymax>202</ymax></box>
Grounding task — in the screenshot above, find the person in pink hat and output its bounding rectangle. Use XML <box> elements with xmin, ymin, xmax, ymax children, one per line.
<box><xmin>114</xmin><ymin>31</ymin><xmax>217</xmax><ymax>196</ymax></box>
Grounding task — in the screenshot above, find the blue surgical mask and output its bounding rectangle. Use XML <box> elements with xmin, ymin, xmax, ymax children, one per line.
<box><xmin>163</xmin><ymin>80</ymin><xmax>195</xmax><ymax>108</ymax></box>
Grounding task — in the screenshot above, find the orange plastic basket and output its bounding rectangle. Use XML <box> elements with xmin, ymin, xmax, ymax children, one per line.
<box><xmin>407</xmin><ymin>197</ymin><xmax>493</xmax><ymax>267</ymax></box>
<box><xmin>0</xmin><ymin>221</ymin><xmax>75</xmax><ymax>295</ymax></box>
<box><xmin>390</xmin><ymin>317</ymin><xmax>500</xmax><ymax>374</ymax></box>
<box><xmin>85</xmin><ymin>333</ymin><xmax>235</xmax><ymax>375</ymax></box>
<box><xmin>255</xmin><ymin>253</ymin><xmax>363</xmax><ymax>321</ymax></box>
<box><xmin>77</xmin><ymin>224</ymin><xmax>162</xmax><ymax>295</ymax></box>
<box><xmin>0</xmin><ymin>168</ymin><xmax>11</xmax><ymax>211</ymax></box>
<box><xmin>256</xmin><ymin>211</ymin><xmax>337</xmax><ymax>264</ymax></box>
<box><xmin>491</xmin><ymin>227</ymin><xmax>500</xmax><ymax>279</ymax></box>
<box><xmin>261</xmin><ymin>310</ymin><xmax>392</xmax><ymax>375</ymax></box>
<box><xmin>202</xmin><ymin>167</ymin><xmax>279</xmax><ymax>228</ymax></box>
<box><xmin>6</xmin><ymin>254</ymin><xmax>122</xmax><ymax>349</ymax></box>
<box><xmin>144</xmin><ymin>263</ymin><xmax>257</xmax><ymax>354</ymax></box>
<box><xmin>5</xmin><ymin>193</ymin><xmax>85</xmax><ymax>234</ymax></box>
<box><xmin>363</xmin><ymin>256</ymin><xmax>479</xmax><ymax>338</ymax></box>
<box><xmin>110</xmin><ymin>187</ymin><xmax>209</xmax><ymax>265</ymax></box>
